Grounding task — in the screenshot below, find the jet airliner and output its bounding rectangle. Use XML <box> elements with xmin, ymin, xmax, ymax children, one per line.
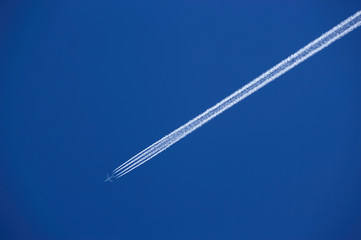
<box><xmin>104</xmin><ymin>174</ymin><xmax>114</xmax><ymax>183</ymax></box>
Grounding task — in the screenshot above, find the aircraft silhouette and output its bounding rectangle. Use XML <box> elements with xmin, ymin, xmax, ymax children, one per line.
<box><xmin>104</xmin><ymin>174</ymin><xmax>114</xmax><ymax>183</ymax></box>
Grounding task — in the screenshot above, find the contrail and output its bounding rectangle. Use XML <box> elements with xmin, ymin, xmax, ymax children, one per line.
<box><xmin>107</xmin><ymin>10</ymin><xmax>361</xmax><ymax>181</ymax></box>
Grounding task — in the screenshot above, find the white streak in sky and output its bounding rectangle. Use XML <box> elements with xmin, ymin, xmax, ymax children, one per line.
<box><xmin>107</xmin><ymin>10</ymin><xmax>361</xmax><ymax>181</ymax></box>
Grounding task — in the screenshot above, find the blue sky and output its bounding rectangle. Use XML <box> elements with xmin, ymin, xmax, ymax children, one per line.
<box><xmin>1</xmin><ymin>1</ymin><xmax>361</xmax><ymax>239</ymax></box>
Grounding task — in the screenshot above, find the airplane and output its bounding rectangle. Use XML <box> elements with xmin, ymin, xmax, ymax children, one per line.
<box><xmin>104</xmin><ymin>174</ymin><xmax>114</xmax><ymax>183</ymax></box>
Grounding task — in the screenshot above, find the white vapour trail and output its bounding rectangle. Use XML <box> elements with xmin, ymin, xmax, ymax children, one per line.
<box><xmin>109</xmin><ymin>10</ymin><xmax>361</xmax><ymax>180</ymax></box>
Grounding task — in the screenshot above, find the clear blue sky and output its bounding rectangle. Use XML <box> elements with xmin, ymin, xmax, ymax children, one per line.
<box><xmin>1</xmin><ymin>1</ymin><xmax>360</xmax><ymax>239</ymax></box>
